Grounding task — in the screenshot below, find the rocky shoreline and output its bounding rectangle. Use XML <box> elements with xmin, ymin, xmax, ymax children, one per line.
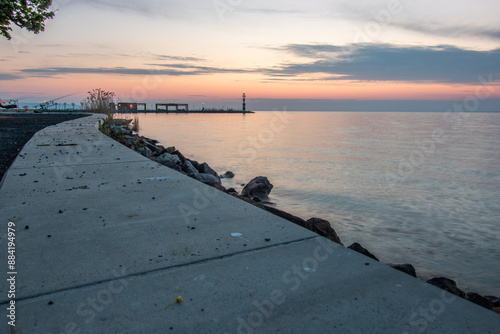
<box><xmin>104</xmin><ymin>121</ymin><xmax>500</xmax><ymax>314</ymax></box>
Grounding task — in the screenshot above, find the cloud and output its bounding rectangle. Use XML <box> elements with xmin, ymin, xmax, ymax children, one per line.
<box><xmin>0</xmin><ymin>73</ymin><xmax>22</xmax><ymax>81</ymax></box>
<box><xmin>20</xmin><ymin>67</ymin><xmax>195</xmax><ymax>76</ymax></box>
<box><xmin>75</xmin><ymin>0</ymin><xmax>196</xmax><ymax>18</ymax></box>
<box><xmin>19</xmin><ymin>63</ymin><xmax>251</xmax><ymax>77</ymax></box>
<box><xmin>152</xmin><ymin>63</ymin><xmax>250</xmax><ymax>74</ymax></box>
<box><xmin>333</xmin><ymin>0</ymin><xmax>500</xmax><ymax>42</ymax></box>
<box><xmin>281</xmin><ymin>44</ymin><xmax>345</xmax><ymax>58</ymax></box>
<box><xmin>269</xmin><ymin>43</ymin><xmax>500</xmax><ymax>83</ymax></box>
<box><xmin>77</xmin><ymin>0</ymin><xmax>157</xmax><ymax>14</ymax></box>
<box><xmin>15</xmin><ymin>43</ymin><xmax>500</xmax><ymax>84</ymax></box>
<box><xmin>238</xmin><ymin>7</ymin><xmax>305</xmax><ymax>15</ymax></box>
<box><xmin>393</xmin><ymin>21</ymin><xmax>500</xmax><ymax>42</ymax></box>
<box><xmin>154</xmin><ymin>55</ymin><xmax>204</xmax><ymax>62</ymax></box>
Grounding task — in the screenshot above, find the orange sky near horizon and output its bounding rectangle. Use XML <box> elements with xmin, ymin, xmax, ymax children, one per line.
<box><xmin>4</xmin><ymin>73</ymin><xmax>498</xmax><ymax>104</ymax></box>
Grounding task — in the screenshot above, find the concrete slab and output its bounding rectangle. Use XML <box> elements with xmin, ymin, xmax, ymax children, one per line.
<box><xmin>7</xmin><ymin>127</ymin><xmax>148</xmax><ymax>170</ymax></box>
<box><xmin>0</xmin><ymin>115</ymin><xmax>316</xmax><ymax>301</ymax></box>
<box><xmin>14</xmin><ymin>238</ymin><xmax>500</xmax><ymax>333</ymax></box>
<box><xmin>1</xmin><ymin>114</ymin><xmax>499</xmax><ymax>333</ymax></box>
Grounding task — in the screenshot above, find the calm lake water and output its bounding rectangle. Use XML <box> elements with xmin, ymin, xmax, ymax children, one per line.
<box><xmin>118</xmin><ymin>111</ymin><xmax>500</xmax><ymax>296</ymax></box>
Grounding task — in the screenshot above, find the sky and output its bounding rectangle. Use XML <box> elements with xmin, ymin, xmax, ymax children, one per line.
<box><xmin>1</xmin><ymin>0</ymin><xmax>500</xmax><ymax>111</ymax></box>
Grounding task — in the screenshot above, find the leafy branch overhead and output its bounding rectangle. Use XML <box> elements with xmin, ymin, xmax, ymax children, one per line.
<box><xmin>0</xmin><ymin>0</ymin><xmax>55</xmax><ymax>40</ymax></box>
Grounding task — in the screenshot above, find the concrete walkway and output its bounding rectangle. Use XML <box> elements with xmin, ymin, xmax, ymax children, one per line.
<box><xmin>1</xmin><ymin>114</ymin><xmax>499</xmax><ymax>333</ymax></box>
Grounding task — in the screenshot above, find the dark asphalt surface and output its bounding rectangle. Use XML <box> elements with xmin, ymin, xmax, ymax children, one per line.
<box><xmin>0</xmin><ymin>113</ymin><xmax>89</xmax><ymax>181</ymax></box>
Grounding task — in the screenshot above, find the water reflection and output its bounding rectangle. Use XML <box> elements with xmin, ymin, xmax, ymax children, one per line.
<box><xmin>116</xmin><ymin>111</ymin><xmax>500</xmax><ymax>296</ymax></box>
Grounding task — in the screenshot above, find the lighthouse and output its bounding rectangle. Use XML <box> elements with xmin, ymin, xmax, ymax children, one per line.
<box><xmin>242</xmin><ymin>93</ymin><xmax>246</xmax><ymax>112</ymax></box>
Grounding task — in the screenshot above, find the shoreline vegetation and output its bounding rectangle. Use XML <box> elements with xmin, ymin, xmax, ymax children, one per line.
<box><xmin>100</xmin><ymin>117</ymin><xmax>500</xmax><ymax>315</ymax></box>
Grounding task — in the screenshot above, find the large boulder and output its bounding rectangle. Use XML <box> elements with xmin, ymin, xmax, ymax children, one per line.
<box><xmin>426</xmin><ymin>277</ymin><xmax>466</xmax><ymax>298</ymax></box>
<box><xmin>348</xmin><ymin>243</ymin><xmax>379</xmax><ymax>261</ymax></box>
<box><xmin>466</xmin><ymin>292</ymin><xmax>494</xmax><ymax>309</ymax></box>
<box><xmin>241</xmin><ymin>176</ymin><xmax>273</xmax><ymax>200</ymax></box>
<box><xmin>199</xmin><ymin>162</ymin><xmax>220</xmax><ymax>179</ymax></box>
<box><xmin>485</xmin><ymin>296</ymin><xmax>500</xmax><ymax>308</ymax></box>
<box><xmin>144</xmin><ymin>141</ymin><xmax>162</xmax><ymax>154</ymax></box>
<box><xmin>221</xmin><ymin>171</ymin><xmax>235</xmax><ymax>179</ymax></box>
<box><xmin>194</xmin><ymin>173</ymin><xmax>221</xmax><ymax>185</ymax></box>
<box><xmin>109</xmin><ymin>124</ymin><xmax>132</xmax><ymax>135</ymax></box>
<box><xmin>390</xmin><ymin>263</ymin><xmax>417</xmax><ymax>277</ymax></box>
<box><xmin>154</xmin><ymin>145</ymin><xmax>165</xmax><ymax>154</ymax></box>
<box><xmin>171</xmin><ymin>150</ymin><xmax>186</xmax><ymax>164</ymax></box>
<box><xmin>305</xmin><ymin>218</ymin><xmax>343</xmax><ymax>245</ymax></box>
<box><xmin>259</xmin><ymin>205</ymin><xmax>307</xmax><ymax>228</ymax></box>
<box><xmin>182</xmin><ymin>160</ymin><xmax>199</xmax><ymax>176</ymax></box>
<box><xmin>165</xmin><ymin>146</ymin><xmax>176</xmax><ymax>154</ymax></box>
<box><xmin>187</xmin><ymin>159</ymin><xmax>200</xmax><ymax>170</ymax></box>
<box><xmin>137</xmin><ymin>146</ymin><xmax>153</xmax><ymax>158</ymax></box>
<box><xmin>155</xmin><ymin>153</ymin><xmax>181</xmax><ymax>168</ymax></box>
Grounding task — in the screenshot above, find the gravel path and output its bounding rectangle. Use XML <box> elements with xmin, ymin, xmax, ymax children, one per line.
<box><xmin>0</xmin><ymin>113</ymin><xmax>89</xmax><ymax>180</ymax></box>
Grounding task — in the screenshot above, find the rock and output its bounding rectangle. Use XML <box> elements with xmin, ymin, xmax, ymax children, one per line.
<box><xmin>241</xmin><ymin>176</ymin><xmax>273</xmax><ymax>200</ymax></box>
<box><xmin>137</xmin><ymin>146</ymin><xmax>153</xmax><ymax>158</ymax></box>
<box><xmin>144</xmin><ymin>141</ymin><xmax>161</xmax><ymax>153</ymax></box>
<box><xmin>199</xmin><ymin>162</ymin><xmax>219</xmax><ymax>179</ymax></box>
<box><xmin>426</xmin><ymin>277</ymin><xmax>466</xmax><ymax>298</ymax></box>
<box><xmin>221</xmin><ymin>171</ymin><xmax>235</xmax><ymax>179</ymax></box>
<box><xmin>226</xmin><ymin>188</ymin><xmax>238</xmax><ymax>194</ymax></box>
<box><xmin>484</xmin><ymin>296</ymin><xmax>500</xmax><ymax>308</ymax></box>
<box><xmin>142</xmin><ymin>136</ymin><xmax>158</xmax><ymax>144</ymax></box>
<box><xmin>154</xmin><ymin>145</ymin><xmax>165</xmax><ymax>154</ymax></box>
<box><xmin>348</xmin><ymin>243</ymin><xmax>379</xmax><ymax>261</ymax></box>
<box><xmin>188</xmin><ymin>159</ymin><xmax>200</xmax><ymax>169</ymax></box>
<box><xmin>166</xmin><ymin>146</ymin><xmax>176</xmax><ymax>154</ymax></box>
<box><xmin>150</xmin><ymin>145</ymin><xmax>165</xmax><ymax>155</ymax></box>
<box><xmin>171</xmin><ymin>150</ymin><xmax>186</xmax><ymax>164</ymax></box>
<box><xmin>121</xmin><ymin>135</ymin><xmax>136</xmax><ymax>147</ymax></box>
<box><xmin>391</xmin><ymin>264</ymin><xmax>417</xmax><ymax>278</ymax></box>
<box><xmin>305</xmin><ymin>218</ymin><xmax>343</xmax><ymax>245</ymax></box>
<box><xmin>466</xmin><ymin>292</ymin><xmax>494</xmax><ymax>309</ymax></box>
<box><xmin>258</xmin><ymin>205</ymin><xmax>307</xmax><ymax>228</ymax></box>
<box><xmin>109</xmin><ymin>124</ymin><xmax>132</xmax><ymax>135</ymax></box>
<box><xmin>155</xmin><ymin>153</ymin><xmax>181</xmax><ymax>168</ymax></box>
<box><xmin>182</xmin><ymin>160</ymin><xmax>199</xmax><ymax>176</ymax></box>
<box><xmin>194</xmin><ymin>173</ymin><xmax>221</xmax><ymax>185</ymax></box>
<box><xmin>213</xmin><ymin>183</ymin><xmax>227</xmax><ymax>192</ymax></box>
<box><xmin>230</xmin><ymin>193</ymin><xmax>259</xmax><ymax>206</ymax></box>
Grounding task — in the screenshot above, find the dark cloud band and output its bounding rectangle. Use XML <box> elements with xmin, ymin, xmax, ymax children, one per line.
<box><xmin>271</xmin><ymin>43</ymin><xmax>500</xmax><ymax>83</ymax></box>
<box><xmin>13</xmin><ymin>43</ymin><xmax>500</xmax><ymax>84</ymax></box>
